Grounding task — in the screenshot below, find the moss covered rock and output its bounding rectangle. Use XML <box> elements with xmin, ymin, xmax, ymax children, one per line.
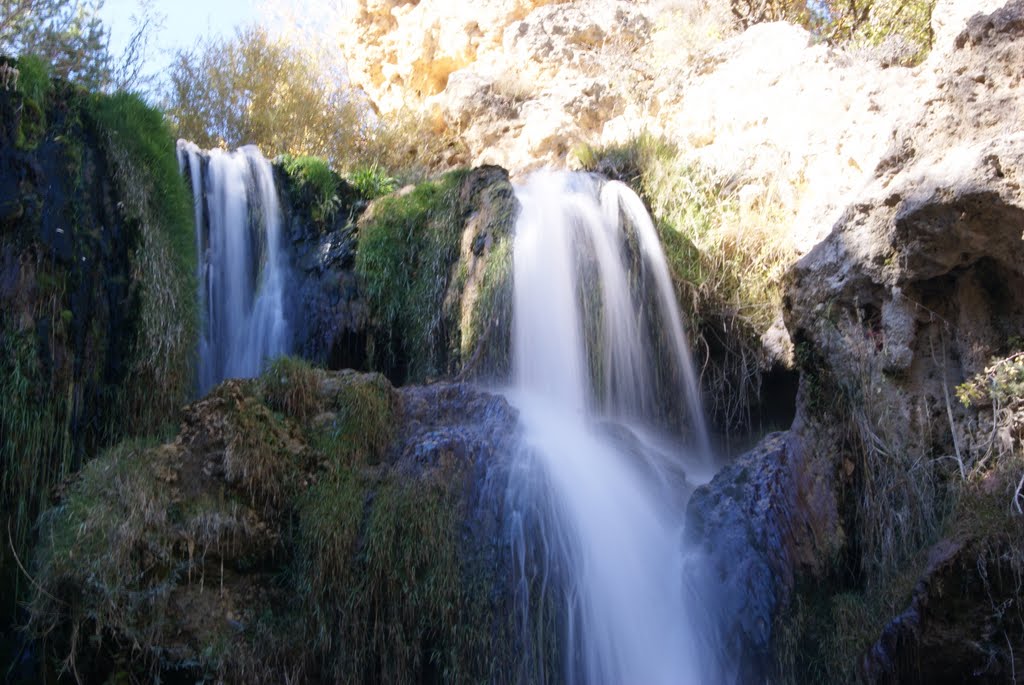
<box><xmin>28</xmin><ymin>365</ymin><xmax>524</xmax><ymax>683</ymax></box>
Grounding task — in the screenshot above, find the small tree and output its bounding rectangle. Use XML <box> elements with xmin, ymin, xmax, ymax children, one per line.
<box><xmin>0</xmin><ymin>0</ymin><xmax>111</xmax><ymax>88</ymax></box>
<box><xmin>166</xmin><ymin>26</ymin><xmax>357</xmax><ymax>157</ymax></box>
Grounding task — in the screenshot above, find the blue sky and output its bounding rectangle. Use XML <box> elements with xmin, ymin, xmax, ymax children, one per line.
<box><xmin>100</xmin><ymin>0</ymin><xmax>260</xmax><ymax>74</ymax></box>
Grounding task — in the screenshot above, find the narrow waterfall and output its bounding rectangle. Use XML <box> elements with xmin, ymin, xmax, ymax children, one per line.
<box><xmin>177</xmin><ymin>141</ymin><xmax>291</xmax><ymax>394</ymax></box>
<box><xmin>507</xmin><ymin>172</ymin><xmax>714</xmax><ymax>683</ymax></box>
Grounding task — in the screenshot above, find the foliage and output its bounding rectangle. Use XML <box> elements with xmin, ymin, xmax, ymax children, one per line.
<box><xmin>316</xmin><ymin>370</ymin><xmax>397</xmax><ymax>467</ymax></box>
<box><xmin>29</xmin><ymin>371</ymin><xmax>511</xmax><ymax>682</ymax></box>
<box><xmin>577</xmin><ymin>132</ymin><xmax>796</xmax><ymax>431</ymax></box>
<box><xmin>732</xmin><ymin>0</ymin><xmax>937</xmax><ymax>64</ymax></box>
<box><xmin>957</xmin><ymin>352</ymin><xmax>1024</xmax><ymax>409</ymax></box>
<box><xmin>955</xmin><ymin>349</ymin><xmax>1024</xmax><ymax>513</ymax></box>
<box><xmin>86</xmin><ymin>90</ymin><xmax>197</xmax><ymax>433</ymax></box>
<box><xmin>0</xmin><ymin>0</ymin><xmax>111</xmax><ymax>88</ymax></box>
<box><xmin>280</xmin><ymin>153</ymin><xmax>343</xmax><ymax>226</ymax></box>
<box><xmin>355</xmin><ymin>170</ymin><xmax>468</xmax><ymax>383</ymax></box>
<box><xmin>166</xmin><ymin>26</ymin><xmax>361</xmax><ymax>164</ymax></box>
<box><xmin>11</xmin><ymin>53</ymin><xmax>51</xmax><ymax>148</ymax></box>
<box><xmin>348</xmin><ymin>162</ymin><xmax>398</xmax><ymax>200</ymax></box>
<box><xmin>0</xmin><ymin>329</ymin><xmax>73</xmax><ymax>555</ymax></box>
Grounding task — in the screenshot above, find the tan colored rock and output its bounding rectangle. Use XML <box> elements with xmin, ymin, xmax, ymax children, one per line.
<box><xmin>340</xmin><ymin>0</ymin><xmax>569</xmax><ymax>115</ymax></box>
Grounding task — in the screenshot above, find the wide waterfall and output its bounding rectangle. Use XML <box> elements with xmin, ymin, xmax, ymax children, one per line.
<box><xmin>177</xmin><ymin>141</ymin><xmax>291</xmax><ymax>394</ymax></box>
<box><xmin>507</xmin><ymin>172</ymin><xmax>715</xmax><ymax>684</ymax></box>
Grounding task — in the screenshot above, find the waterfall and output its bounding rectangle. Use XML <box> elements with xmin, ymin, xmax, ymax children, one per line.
<box><xmin>506</xmin><ymin>172</ymin><xmax>715</xmax><ymax>683</ymax></box>
<box><xmin>177</xmin><ymin>141</ymin><xmax>291</xmax><ymax>394</ymax></box>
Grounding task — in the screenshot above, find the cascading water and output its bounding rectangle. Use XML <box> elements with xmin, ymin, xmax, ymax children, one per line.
<box><xmin>177</xmin><ymin>141</ymin><xmax>291</xmax><ymax>394</ymax></box>
<box><xmin>507</xmin><ymin>172</ymin><xmax>716</xmax><ymax>683</ymax></box>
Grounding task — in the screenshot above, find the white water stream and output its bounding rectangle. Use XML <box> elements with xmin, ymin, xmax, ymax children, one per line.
<box><xmin>507</xmin><ymin>172</ymin><xmax>714</xmax><ymax>683</ymax></box>
<box><xmin>177</xmin><ymin>142</ymin><xmax>291</xmax><ymax>394</ymax></box>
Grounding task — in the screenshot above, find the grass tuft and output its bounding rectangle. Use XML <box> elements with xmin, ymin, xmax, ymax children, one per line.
<box><xmin>280</xmin><ymin>153</ymin><xmax>343</xmax><ymax>226</ymax></box>
<box><xmin>261</xmin><ymin>355</ymin><xmax>321</xmax><ymax>421</ymax></box>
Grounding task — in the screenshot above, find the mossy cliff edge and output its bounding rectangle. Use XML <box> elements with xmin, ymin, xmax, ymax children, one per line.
<box><xmin>0</xmin><ymin>56</ymin><xmax>196</xmax><ymax>667</ymax></box>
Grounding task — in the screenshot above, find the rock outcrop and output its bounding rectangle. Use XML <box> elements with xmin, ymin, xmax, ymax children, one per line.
<box><xmin>275</xmin><ymin>163</ymin><xmax>370</xmax><ymax>370</ymax></box>
<box><xmin>690</xmin><ymin>2</ymin><xmax>1024</xmax><ymax>681</ymax></box>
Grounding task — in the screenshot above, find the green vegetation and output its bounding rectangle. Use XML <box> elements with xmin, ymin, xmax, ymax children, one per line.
<box><xmin>316</xmin><ymin>370</ymin><xmax>397</xmax><ymax>466</ymax></box>
<box><xmin>0</xmin><ymin>0</ymin><xmax>111</xmax><ymax>88</ymax></box>
<box><xmin>577</xmin><ymin>132</ymin><xmax>796</xmax><ymax>430</ymax></box>
<box><xmin>85</xmin><ymin>90</ymin><xmax>198</xmax><ymax>434</ymax></box>
<box><xmin>11</xmin><ymin>53</ymin><xmax>51</xmax><ymax>148</ymax></box>
<box><xmin>348</xmin><ymin>161</ymin><xmax>399</xmax><ymax>200</ymax></box>
<box><xmin>462</xmin><ymin>234</ymin><xmax>514</xmax><ymax>379</ymax></box>
<box><xmin>356</xmin><ymin>170</ymin><xmax>469</xmax><ymax>382</ymax></box>
<box><xmin>0</xmin><ymin>330</ymin><xmax>73</xmax><ymax>555</ymax></box>
<box><xmin>280</xmin><ymin>153</ymin><xmax>343</xmax><ymax>226</ymax></box>
<box><xmin>261</xmin><ymin>355</ymin><xmax>322</xmax><ymax>421</ymax></box>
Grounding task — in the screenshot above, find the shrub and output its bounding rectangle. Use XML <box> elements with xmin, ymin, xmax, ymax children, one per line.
<box><xmin>348</xmin><ymin>162</ymin><xmax>398</xmax><ymax>200</ymax></box>
<box><xmin>731</xmin><ymin>0</ymin><xmax>937</xmax><ymax>65</ymax></box>
<box><xmin>280</xmin><ymin>153</ymin><xmax>342</xmax><ymax>226</ymax></box>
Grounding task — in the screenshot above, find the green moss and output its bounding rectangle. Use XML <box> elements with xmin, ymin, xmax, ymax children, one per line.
<box><xmin>356</xmin><ymin>170</ymin><xmax>469</xmax><ymax>382</ymax></box>
<box><xmin>85</xmin><ymin>91</ymin><xmax>198</xmax><ymax>434</ymax></box>
<box><xmin>294</xmin><ymin>466</ymin><xmax>502</xmax><ymax>683</ymax></box>
<box><xmin>775</xmin><ymin>558</ymin><xmax>923</xmax><ymax>684</ymax></box>
<box><xmin>464</xmin><ymin>234</ymin><xmax>514</xmax><ymax>378</ymax></box>
<box><xmin>315</xmin><ymin>370</ymin><xmax>397</xmax><ymax>466</ymax></box>
<box><xmin>13</xmin><ymin>55</ymin><xmax>52</xmax><ymax>149</ymax></box>
<box><xmin>280</xmin><ymin>153</ymin><xmax>342</xmax><ymax>226</ymax></box>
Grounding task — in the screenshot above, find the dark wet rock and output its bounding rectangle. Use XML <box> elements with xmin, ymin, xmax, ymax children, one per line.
<box><xmin>685</xmin><ymin>429</ymin><xmax>841</xmax><ymax>681</ymax></box>
<box><xmin>274</xmin><ymin>163</ymin><xmax>371</xmax><ymax>371</ymax></box>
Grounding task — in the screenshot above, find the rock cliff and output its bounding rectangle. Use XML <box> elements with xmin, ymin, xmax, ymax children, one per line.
<box><xmin>688</xmin><ymin>2</ymin><xmax>1024</xmax><ymax>681</ymax></box>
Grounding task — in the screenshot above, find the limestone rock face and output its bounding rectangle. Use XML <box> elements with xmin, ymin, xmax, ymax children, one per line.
<box><xmin>339</xmin><ymin>0</ymin><xmax>569</xmax><ymax>115</ymax></box>
<box><xmin>339</xmin><ymin>1</ymin><xmax>955</xmax><ymax>257</ymax></box>
<box><xmin>930</xmin><ymin>0</ymin><xmax>1008</xmax><ymax>54</ymax></box>
<box><xmin>655</xmin><ymin>21</ymin><xmax>925</xmax><ymax>253</ymax></box>
<box><xmin>787</xmin><ymin>0</ymin><xmax>1024</xmax><ymax>411</ymax></box>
